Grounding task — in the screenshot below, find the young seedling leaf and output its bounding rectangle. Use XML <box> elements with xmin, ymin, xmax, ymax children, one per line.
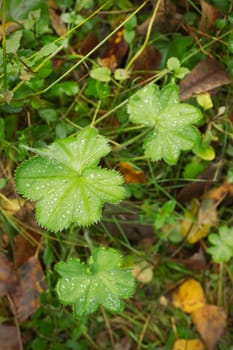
<box><xmin>208</xmin><ymin>226</ymin><xmax>233</xmax><ymax>262</ymax></box>
<box><xmin>55</xmin><ymin>248</ymin><xmax>136</xmax><ymax>317</ymax></box>
<box><xmin>127</xmin><ymin>84</ymin><xmax>202</xmax><ymax>164</ymax></box>
<box><xmin>15</xmin><ymin>127</ymin><xmax>125</xmax><ymax>232</ymax></box>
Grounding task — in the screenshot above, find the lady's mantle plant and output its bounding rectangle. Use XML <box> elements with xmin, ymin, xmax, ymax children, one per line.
<box><xmin>15</xmin><ymin>127</ymin><xmax>125</xmax><ymax>232</ymax></box>
<box><xmin>56</xmin><ymin>247</ymin><xmax>136</xmax><ymax>317</ymax></box>
<box><xmin>127</xmin><ymin>84</ymin><xmax>202</xmax><ymax>164</ymax></box>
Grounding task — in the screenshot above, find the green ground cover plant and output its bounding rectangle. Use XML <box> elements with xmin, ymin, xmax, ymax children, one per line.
<box><xmin>1</xmin><ymin>0</ymin><xmax>233</xmax><ymax>349</ymax></box>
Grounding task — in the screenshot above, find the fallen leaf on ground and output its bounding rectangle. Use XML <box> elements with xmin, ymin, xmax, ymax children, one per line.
<box><xmin>119</xmin><ymin>161</ymin><xmax>146</xmax><ymax>184</ymax></box>
<box><xmin>14</xmin><ymin>232</ymin><xmax>41</xmax><ymax>267</ymax></box>
<box><xmin>137</xmin><ymin>0</ymin><xmax>182</xmax><ymax>35</ymax></box>
<box><xmin>199</xmin><ymin>0</ymin><xmax>220</xmax><ymax>31</ymax></box>
<box><xmin>0</xmin><ymin>253</ymin><xmax>19</xmax><ymax>296</ymax></box>
<box><xmin>181</xmin><ymin>199</ymin><xmax>214</xmax><ymax>243</ymax></box>
<box><xmin>0</xmin><ymin>324</ymin><xmax>21</xmax><ymax>350</ymax></box>
<box><xmin>172</xmin><ymin>338</ymin><xmax>204</xmax><ymax>350</ymax></box>
<box><xmin>49</xmin><ymin>8</ymin><xmax>67</xmax><ymax>37</ymax></box>
<box><xmin>206</xmin><ymin>181</ymin><xmax>233</xmax><ymax>202</ymax></box>
<box><xmin>177</xmin><ymin>162</ymin><xmax>222</xmax><ymax>204</ymax></box>
<box><xmin>132</xmin><ymin>261</ymin><xmax>153</xmax><ymax>284</ymax></box>
<box><xmin>99</xmin><ymin>29</ymin><xmax>128</xmax><ymax>71</ymax></box>
<box><xmin>131</xmin><ymin>45</ymin><xmax>161</xmax><ymax>82</ymax></box>
<box><xmin>191</xmin><ymin>304</ymin><xmax>227</xmax><ymax>350</ymax></box>
<box><xmin>10</xmin><ymin>256</ymin><xmax>46</xmax><ymax>322</ymax></box>
<box><xmin>172</xmin><ymin>278</ymin><xmax>206</xmax><ymax>313</ymax></box>
<box><xmin>179</xmin><ymin>58</ymin><xmax>231</xmax><ymax>100</ymax></box>
<box><xmin>198</xmin><ymin>199</ymin><xmax>217</xmax><ymax>227</ymax></box>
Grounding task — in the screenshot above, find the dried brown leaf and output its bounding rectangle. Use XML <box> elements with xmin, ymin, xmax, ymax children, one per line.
<box><xmin>0</xmin><ymin>325</ymin><xmax>21</xmax><ymax>350</ymax></box>
<box><xmin>199</xmin><ymin>0</ymin><xmax>220</xmax><ymax>31</ymax></box>
<box><xmin>132</xmin><ymin>45</ymin><xmax>161</xmax><ymax>82</ymax></box>
<box><xmin>137</xmin><ymin>0</ymin><xmax>182</xmax><ymax>35</ymax></box>
<box><xmin>0</xmin><ymin>253</ymin><xmax>18</xmax><ymax>296</ymax></box>
<box><xmin>10</xmin><ymin>256</ymin><xmax>46</xmax><ymax>322</ymax></box>
<box><xmin>179</xmin><ymin>58</ymin><xmax>231</xmax><ymax>100</ymax></box>
<box><xmin>98</xmin><ymin>29</ymin><xmax>128</xmax><ymax>71</ymax></box>
<box><xmin>177</xmin><ymin>162</ymin><xmax>223</xmax><ymax>204</ymax></box>
<box><xmin>191</xmin><ymin>304</ymin><xmax>227</xmax><ymax>350</ymax></box>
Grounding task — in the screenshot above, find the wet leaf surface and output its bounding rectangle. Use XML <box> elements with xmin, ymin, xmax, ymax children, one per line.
<box><xmin>55</xmin><ymin>248</ymin><xmax>136</xmax><ymax>317</ymax></box>
<box><xmin>15</xmin><ymin>127</ymin><xmax>125</xmax><ymax>232</ymax></box>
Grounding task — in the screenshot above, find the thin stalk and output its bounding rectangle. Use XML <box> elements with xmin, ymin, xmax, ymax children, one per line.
<box><xmin>36</xmin><ymin>1</ymin><xmax>149</xmax><ymax>95</ymax></box>
<box><xmin>1</xmin><ymin>0</ymin><xmax>8</xmax><ymax>89</ymax></box>
<box><xmin>217</xmin><ymin>262</ymin><xmax>224</xmax><ymax>306</ymax></box>
<box><xmin>126</xmin><ymin>0</ymin><xmax>162</xmax><ymax>71</ymax></box>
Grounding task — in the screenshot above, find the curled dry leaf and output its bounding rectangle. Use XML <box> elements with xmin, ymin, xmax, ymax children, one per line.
<box><xmin>172</xmin><ymin>278</ymin><xmax>206</xmax><ymax>313</ymax></box>
<box><xmin>191</xmin><ymin>304</ymin><xmax>227</xmax><ymax>350</ymax></box>
<box><xmin>172</xmin><ymin>338</ymin><xmax>204</xmax><ymax>350</ymax></box>
<box><xmin>179</xmin><ymin>58</ymin><xmax>231</xmax><ymax>101</ymax></box>
<box><xmin>119</xmin><ymin>161</ymin><xmax>146</xmax><ymax>184</ymax></box>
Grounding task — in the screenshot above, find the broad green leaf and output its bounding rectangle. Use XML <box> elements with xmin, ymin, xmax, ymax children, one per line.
<box><xmin>15</xmin><ymin>127</ymin><xmax>125</xmax><ymax>232</ymax></box>
<box><xmin>208</xmin><ymin>226</ymin><xmax>233</xmax><ymax>263</ymax></box>
<box><xmin>90</xmin><ymin>67</ymin><xmax>111</xmax><ymax>82</ymax></box>
<box><xmin>55</xmin><ymin>248</ymin><xmax>136</xmax><ymax>317</ymax></box>
<box><xmin>127</xmin><ymin>84</ymin><xmax>202</xmax><ymax>164</ymax></box>
<box><xmin>6</xmin><ymin>31</ymin><xmax>22</xmax><ymax>54</ymax></box>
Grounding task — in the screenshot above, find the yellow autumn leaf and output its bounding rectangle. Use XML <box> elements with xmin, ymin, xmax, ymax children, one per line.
<box><xmin>181</xmin><ymin>199</ymin><xmax>213</xmax><ymax>243</ymax></box>
<box><xmin>172</xmin><ymin>338</ymin><xmax>205</xmax><ymax>350</ymax></box>
<box><xmin>172</xmin><ymin>278</ymin><xmax>206</xmax><ymax>313</ymax></box>
<box><xmin>196</xmin><ymin>92</ymin><xmax>213</xmax><ymax>110</ymax></box>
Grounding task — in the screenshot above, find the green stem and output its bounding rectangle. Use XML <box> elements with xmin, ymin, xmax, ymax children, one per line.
<box><xmin>36</xmin><ymin>0</ymin><xmax>149</xmax><ymax>95</ymax></box>
<box><xmin>217</xmin><ymin>262</ymin><xmax>224</xmax><ymax>306</ymax></box>
<box><xmin>1</xmin><ymin>0</ymin><xmax>8</xmax><ymax>89</ymax></box>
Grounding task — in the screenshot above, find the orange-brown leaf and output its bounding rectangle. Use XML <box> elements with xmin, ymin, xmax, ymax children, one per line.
<box><xmin>98</xmin><ymin>29</ymin><xmax>128</xmax><ymax>71</ymax></box>
<box><xmin>191</xmin><ymin>304</ymin><xmax>227</xmax><ymax>350</ymax></box>
<box><xmin>119</xmin><ymin>162</ymin><xmax>146</xmax><ymax>184</ymax></box>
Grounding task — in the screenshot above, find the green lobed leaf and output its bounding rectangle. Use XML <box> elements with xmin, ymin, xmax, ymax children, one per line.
<box><xmin>55</xmin><ymin>248</ymin><xmax>136</xmax><ymax>317</ymax></box>
<box><xmin>127</xmin><ymin>83</ymin><xmax>202</xmax><ymax>164</ymax></box>
<box><xmin>15</xmin><ymin>127</ymin><xmax>125</xmax><ymax>232</ymax></box>
<box><xmin>208</xmin><ymin>226</ymin><xmax>233</xmax><ymax>263</ymax></box>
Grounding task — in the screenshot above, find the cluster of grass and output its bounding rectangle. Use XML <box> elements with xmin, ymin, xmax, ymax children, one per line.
<box><xmin>0</xmin><ymin>0</ymin><xmax>233</xmax><ymax>349</ymax></box>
